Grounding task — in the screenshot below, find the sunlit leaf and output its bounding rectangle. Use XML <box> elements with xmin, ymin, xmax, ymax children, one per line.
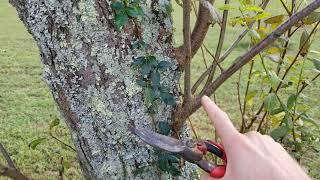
<box><xmin>243</xmin><ymin>5</ymin><xmax>264</xmax><ymax>12</ymax></box>
<box><xmin>218</xmin><ymin>4</ymin><xmax>236</xmax><ymax>11</ymax></box>
<box><xmin>49</xmin><ymin>118</ymin><xmax>60</xmax><ymax>131</ymax></box>
<box><xmin>29</xmin><ymin>138</ymin><xmax>46</xmax><ymax>150</ymax></box>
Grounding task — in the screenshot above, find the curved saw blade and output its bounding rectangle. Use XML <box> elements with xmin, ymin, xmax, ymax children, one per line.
<box><xmin>130</xmin><ymin>126</ymin><xmax>184</xmax><ymax>153</ymax></box>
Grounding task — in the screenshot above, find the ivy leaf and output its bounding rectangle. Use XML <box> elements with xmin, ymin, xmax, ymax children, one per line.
<box><xmin>141</xmin><ymin>63</ymin><xmax>152</xmax><ymax>77</ymax></box>
<box><xmin>136</xmin><ymin>79</ymin><xmax>147</xmax><ymax>87</ymax></box>
<box><xmin>286</xmin><ymin>94</ymin><xmax>296</xmax><ymax>110</ymax></box>
<box><xmin>49</xmin><ymin>118</ymin><xmax>60</xmax><ymax>131</ymax></box>
<box><xmin>127</xmin><ymin>6</ymin><xmax>143</xmax><ymax>17</ymax></box>
<box><xmin>160</xmin><ymin>91</ymin><xmax>175</xmax><ymax>106</ymax></box>
<box><xmin>114</xmin><ymin>13</ymin><xmax>128</xmax><ymax>30</ymax></box>
<box><xmin>157</xmin><ymin>61</ymin><xmax>172</xmax><ymax>70</ymax></box>
<box><xmin>145</xmin><ymin>56</ymin><xmax>157</xmax><ymax>67</ymax></box>
<box><xmin>144</xmin><ymin>87</ymin><xmax>154</xmax><ymax>106</ymax></box>
<box><xmin>158</xmin><ymin>121</ymin><xmax>171</xmax><ymax>135</ymax></box>
<box><xmin>132</xmin><ymin>56</ymin><xmax>145</xmax><ymax>66</ymax></box>
<box><xmin>132</xmin><ymin>40</ymin><xmax>146</xmax><ymax>49</ymax></box>
<box><xmin>29</xmin><ymin>138</ymin><xmax>46</xmax><ymax>150</ymax></box>
<box><xmin>264</xmin><ymin>93</ymin><xmax>278</xmax><ymax>112</ymax></box>
<box><xmin>111</xmin><ymin>1</ymin><xmax>125</xmax><ymax>10</ymax></box>
<box><xmin>151</xmin><ymin>71</ymin><xmax>160</xmax><ymax>87</ymax></box>
<box><xmin>270</xmin><ymin>125</ymin><xmax>289</xmax><ymax>140</ymax></box>
<box><xmin>157</xmin><ymin>153</ymin><xmax>181</xmax><ymax>176</ymax></box>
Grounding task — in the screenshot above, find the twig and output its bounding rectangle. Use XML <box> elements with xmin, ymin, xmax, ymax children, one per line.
<box><xmin>280</xmin><ymin>0</ymin><xmax>292</xmax><ymax>15</ymax></box>
<box><xmin>50</xmin><ymin>134</ymin><xmax>76</xmax><ymax>152</ymax></box>
<box><xmin>0</xmin><ymin>143</ymin><xmax>16</xmax><ymax>170</ymax></box>
<box><xmin>0</xmin><ymin>143</ymin><xmax>30</xmax><ymax>180</ymax></box>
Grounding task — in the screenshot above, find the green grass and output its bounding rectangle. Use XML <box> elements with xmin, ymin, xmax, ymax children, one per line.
<box><xmin>0</xmin><ymin>0</ymin><xmax>319</xmax><ymax>179</ymax></box>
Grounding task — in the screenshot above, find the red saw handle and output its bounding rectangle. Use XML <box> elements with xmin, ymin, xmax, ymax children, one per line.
<box><xmin>196</xmin><ymin>140</ymin><xmax>227</xmax><ymax>178</ymax></box>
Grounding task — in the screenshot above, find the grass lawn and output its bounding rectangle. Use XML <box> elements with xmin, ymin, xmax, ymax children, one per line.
<box><xmin>0</xmin><ymin>0</ymin><xmax>319</xmax><ymax>179</ymax></box>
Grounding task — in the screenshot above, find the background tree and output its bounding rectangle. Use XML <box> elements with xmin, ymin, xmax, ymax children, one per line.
<box><xmin>4</xmin><ymin>0</ymin><xmax>320</xmax><ymax>179</ymax></box>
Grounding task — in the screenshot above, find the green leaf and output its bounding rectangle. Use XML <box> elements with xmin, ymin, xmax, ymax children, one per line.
<box><xmin>264</xmin><ymin>93</ymin><xmax>278</xmax><ymax>112</ymax></box>
<box><xmin>299</xmin><ymin>30</ymin><xmax>310</xmax><ymax>57</ymax></box>
<box><xmin>253</xmin><ymin>13</ymin><xmax>271</xmax><ymax>20</ymax></box>
<box><xmin>114</xmin><ymin>13</ymin><xmax>128</xmax><ymax>30</ymax></box>
<box><xmin>286</xmin><ymin>94</ymin><xmax>296</xmax><ymax>110</ymax></box>
<box><xmin>157</xmin><ymin>61</ymin><xmax>172</xmax><ymax>70</ymax></box>
<box><xmin>268</xmin><ymin>70</ymin><xmax>282</xmax><ymax>90</ymax></box>
<box><xmin>300</xmin><ymin>113</ymin><xmax>319</xmax><ymax>127</ymax></box>
<box><xmin>111</xmin><ymin>1</ymin><xmax>125</xmax><ymax>10</ymax></box>
<box><xmin>280</xmin><ymin>81</ymin><xmax>293</xmax><ymax>89</ymax></box>
<box><xmin>151</xmin><ymin>71</ymin><xmax>160</xmax><ymax>87</ymax></box>
<box><xmin>29</xmin><ymin>138</ymin><xmax>46</xmax><ymax>150</ymax></box>
<box><xmin>309</xmin><ymin>58</ymin><xmax>320</xmax><ymax>71</ymax></box>
<box><xmin>49</xmin><ymin>118</ymin><xmax>60</xmax><ymax>131</ymax></box>
<box><xmin>160</xmin><ymin>91</ymin><xmax>175</xmax><ymax>106</ymax></box>
<box><xmin>158</xmin><ymin>121</ymin><xmax>171</xmax><ymax>135</ymax></box>
<box><xmin>270</xmin><ymin>125</ymin><xmax>289</xmax><ymax>140</ymax></box>
<box><xmin>270</xmin><ymin>107</ymin><xmax>285</xmax><ymax>115</ymax></box>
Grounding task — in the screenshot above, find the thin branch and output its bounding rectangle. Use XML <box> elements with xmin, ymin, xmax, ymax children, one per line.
<box><xmin>0</xmin><ymin>144</ymin><xmax>16</xmax><ymax>170</ymax></box>
<box><xmin>183</xmin><ymin>0</ymin><xmax>192</xmax><ymax>106</ymax></box>
<box><xmin>175</xmin><ymin>0</ymin><xmax>215</xmax><ymax>66</ymax></box>
<box><xmin>182</xmin><ymin>0</ymin><xmax>320</xmax><ymax>121</ymax></box>
<box><xmin>280</xmin><ymin>0</ymin><xmax>292</xmax><ymax>15</ymax></box>
<box><xmin>0</xmin><ymin>143</ymin><xmax>29</xmax><ymax>180</ymax></box>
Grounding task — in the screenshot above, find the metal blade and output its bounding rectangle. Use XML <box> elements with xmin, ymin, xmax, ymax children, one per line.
<box><xmin>130</xmin><ymin>127</ymin><xmax>184</xmax><ymax>153</ymax></box>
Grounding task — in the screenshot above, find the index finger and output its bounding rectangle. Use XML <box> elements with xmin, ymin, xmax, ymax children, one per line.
<box><xmin>201</xmin><ymin>96</ymin><xmax>239</xmax><ymax>145</ymax></box>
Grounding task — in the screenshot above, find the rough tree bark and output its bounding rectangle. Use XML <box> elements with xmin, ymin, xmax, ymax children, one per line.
<box><xmin>9</xmin><ymin>0</ymin><xmax>197</xmax><ymax>179</ymax></box>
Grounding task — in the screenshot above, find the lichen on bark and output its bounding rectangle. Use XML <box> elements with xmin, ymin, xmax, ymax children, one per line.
<box><xmin>9</xmin><ymin>0</ymin><xmax>197</xmax><ymax>179</ymax></box>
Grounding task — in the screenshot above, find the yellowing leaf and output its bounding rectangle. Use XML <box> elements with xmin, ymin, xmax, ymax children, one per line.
<box><xmin>264</xmin><ymin>15</ymin><xmax>285</xmax><ymax>24</ymax></box>
<box><xmin>243</xmin><ymin>5</ymin><xmax>264</xmax><ymax>12</ymax></box>
<box><xmin>254</xmin><ymin>13</ymin><xmax>271</xmax><ymax>21</ymax></box>
<box><xmin>218</xmin><ymin>4</ymin><xmax>236</xmax><ymax>11</ymax></box>
<box><xmin>303</xmin><ymin>12</ymin><xmax>320</xmax><ymax>25</ymax></box>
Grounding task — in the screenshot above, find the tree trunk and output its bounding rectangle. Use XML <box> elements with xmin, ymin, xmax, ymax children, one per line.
<box><xmin>9</xmin><ymin>0</ymin><xmax>197</xmax><ymax>179</ymax></box>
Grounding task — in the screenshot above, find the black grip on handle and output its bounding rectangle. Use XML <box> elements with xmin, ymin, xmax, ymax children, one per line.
<box><xmin>204</xmin><ymin>140</ymin><xmax>224</xmax><ymax>158</ymax></box>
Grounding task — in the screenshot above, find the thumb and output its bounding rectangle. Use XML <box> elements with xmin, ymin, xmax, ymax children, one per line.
<box><xmin>201</xmin><ymin>96</ymin><xmax>239</xmax><ymax>145</ymax></box>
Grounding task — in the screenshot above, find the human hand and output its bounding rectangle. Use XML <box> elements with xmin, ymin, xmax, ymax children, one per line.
<box><xmin>200</xmin><ymin>96</ymin><xmax>310</xmax><ymax>180</ymax></box>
